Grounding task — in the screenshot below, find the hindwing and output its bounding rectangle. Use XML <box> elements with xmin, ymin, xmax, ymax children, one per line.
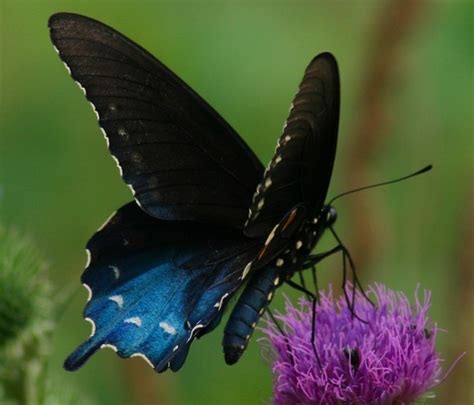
<box><xmin>64</xmin><ymin>202</ymin><xmax>260</xmax><ymax>372</ymax></box>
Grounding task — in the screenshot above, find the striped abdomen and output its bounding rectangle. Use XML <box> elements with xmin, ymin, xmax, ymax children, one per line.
<box><xmin>223</xmin><ymin>265</ymin><xmax>281</xmax><ymax>364</ymax></box>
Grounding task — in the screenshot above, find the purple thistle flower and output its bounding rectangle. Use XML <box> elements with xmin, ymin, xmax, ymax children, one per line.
<box><xmin>260</xmin><ymin>284</ymin><xmax>459</xmax><ymax>405</ymax></box>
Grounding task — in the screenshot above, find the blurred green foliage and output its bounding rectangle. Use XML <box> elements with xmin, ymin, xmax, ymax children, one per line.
<box><xmin>0</xmin><ymin>226</ymin><xmax>51</xmax><ymax>404</ymax></box>
<box><xmin>0</xmin><ymin>227</ymin><xmax>92</xmax><ymax>405</ymax></box>
<box><xmin>0</xmin><ymin>1</ymin><xmax>472</xmax><ymax>404</ymax></box>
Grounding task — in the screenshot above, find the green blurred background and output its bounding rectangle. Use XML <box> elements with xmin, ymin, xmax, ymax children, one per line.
<box><xmin>0</xmin><ymin>0</ymin><xmax>472</xmax><ymax>404</ymax></box>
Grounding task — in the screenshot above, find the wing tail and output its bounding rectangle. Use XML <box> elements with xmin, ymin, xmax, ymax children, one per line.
<box><xmin>64</xmin><ymin>334</ymin><xmax>104</xmax><ymax>371</ymax></box>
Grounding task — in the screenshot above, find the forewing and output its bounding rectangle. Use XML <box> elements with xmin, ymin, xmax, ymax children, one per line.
<box><xmin>64</xmin><ymin>202</ymin><xmax>260</xmax><ymax>372</ymax></box>
<box><xmin>49</xmin><ymin>13</ymin><xmax>263</xmax><ymax>228</ymax></box>
<box><xmin>244</xmin><ymin>53</ymin><xmax>340</xmax><ymax>237</ymax></box>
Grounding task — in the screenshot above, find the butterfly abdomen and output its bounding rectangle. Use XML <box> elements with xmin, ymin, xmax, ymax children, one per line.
<box><xmin>223</xmin><ymin>265</ymin><xmax>281</xmax><ymax>365</ymax></box>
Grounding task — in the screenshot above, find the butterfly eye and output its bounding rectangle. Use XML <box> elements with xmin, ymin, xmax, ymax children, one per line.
<box><xmin>326</xmin><ymin>206</ymin><xmax>337</xmax><ymax>225</ymax></box>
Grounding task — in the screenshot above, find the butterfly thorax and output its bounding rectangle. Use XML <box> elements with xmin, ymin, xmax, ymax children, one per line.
<box><xmin>273</xmin><ymin>204</ymin><xmax>337</xmax><ymax>284</ymax></box>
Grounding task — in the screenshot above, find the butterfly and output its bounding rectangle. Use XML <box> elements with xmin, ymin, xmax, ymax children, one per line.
<box><xmin>49</xmin><ymin>12</ymin><xmax>341</xmax><ymax>372</ymax></box>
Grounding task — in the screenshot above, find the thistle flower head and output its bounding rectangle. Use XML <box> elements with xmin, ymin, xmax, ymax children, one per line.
<box><xmin>260</xmin><ymin>284</ymin><xmax>455</xmax><ymax>405</ymax></box>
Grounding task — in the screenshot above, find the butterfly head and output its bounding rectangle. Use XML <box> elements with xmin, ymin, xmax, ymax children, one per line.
<box><xmin>314</xmin><ymin>205</ymin><xmax>337</xmax><ymax>229</ymax></box>
<box><xmin>301</xmin><ymin>205</ymin><xmax>337</xmax><ymax>251</ymax></box>
<box><xmin>325</xmin><ymin>205</ymin><xmax>337</xmax><ymax>226</ymax></box>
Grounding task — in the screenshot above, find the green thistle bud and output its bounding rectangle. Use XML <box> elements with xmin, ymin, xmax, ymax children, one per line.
<box><xmin>0</xmin><ymin>227</ymin><xmax>50</xmax><ymax>347</ymax></box>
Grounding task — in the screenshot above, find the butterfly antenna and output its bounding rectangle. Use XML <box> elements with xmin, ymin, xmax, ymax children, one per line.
<box><xmin>328</xmin><ymin>164</ymin><xmax>432</xmax><ymax>205</ymax></box>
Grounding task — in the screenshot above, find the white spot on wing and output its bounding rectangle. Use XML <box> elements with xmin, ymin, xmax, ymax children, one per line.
<box><xmin>109</xmin><ymin>295</ymin><xmax>124</xmax><ymax>308</ymax></box>
<box><xmin>101</xmin><ymin>343</ymin><xmax>118</xmax><ymax>352</ymax></box>
<box><xmin>159</xmin><ymin>321</ymin><xmax>177</xmax><ymax>335</ymax></box>
<box><xmin>276</xmin><ymin>258</ymin><xmax>284</xmax><ymax>267</ymax></box>
<box><xmin>257</xmin><ymin>199</ymin><xmax>264</xmax><ymax>210</ymax></box>
<box><xmin>127</xmin><ymin>184</ymin><xmax>137</xmax><ymax>196</ymax></box>
<box><xmin>275</xmin><ymin>155</ymin><xmax>282</xmax><ymax>164</ymax></box>
<box><xmin>85</xmin><ymin>317</ymin><xmax>96</xmax><ymax>337</ymax></box>
<box><xmin>85</xmin><ymin>249</ymin><xmax>91</xmax><ymax>268</ymax></box>
<box><xmin>83</xmin><ymin>283</ymin><xmax>92</xmax><ymax>302</ymax></box>
<box><xmin>173</xmin><ymin>345</ymin><xmax>179</xmax><ymax>352</ymax></box>
<box><xmin>97</xmin><ymin>211</ymin><xmax>117</xmax><ymax>232</ymax></box>
<box><xmin>131</xmin><ymin>151</ymin><xmax>141</xmax><ymax>162</ymax></box>
<box><xmin>75</xmin><ymin>81</ymin><xmax>87</xmax><ymax>96</ymax></box>
<box><xmin>296</xmin><ymin>240</ymin><xmax>303</xmax><ymax>250</ymax></box>
<box><xmin>89</xmin><ymin>102</ymin><xmax>100</xmax><ymax>120</ymax></box>
<box><xmin>131</xmin><ymin>352</ymin><xmax>154</xmax><ymax>368</ymax></box>
<box><xmin>135</xmin><ymin>198</ymin><xmax>144</xmax><ymax>209</ymax></box>
<box><xmin>100</xmin><ymin>127</ymin><xmax>110</xmax><ymax>147</ymax></box>
<box><xmin>264</xmin><ymin>178</ymin><xmax>272</xmax><ymax>188</ymax></box>
<box><xmin>214</xmin><ymin>293</ymin><xmax>229</xmax><ymax>310</ymax></box>
<box><xmin>111</xmin><ymin>155</ymin><xmax>124</xmax><ymax>176</ymax></box>
<box><xmin>187</xmin><ymin>323</ymin><xmax>204</xmax><ymax>342</ymax></box>
<box><xmin>109</xmin><ymin>265</ymin><xmax>120</xmax><ymax>279</ymax></box>
<box><xmin>241</xmin><ymin>262</ymin><xmax>252</xmax><ymax>279</ymax></box>
<box><xmin>124</xmin><ymin>317</ymin><xmax>142</xmax><ymax>327</ymax></box>
<box><xmin>264</xmin><ymin>223</ymin><xmax>279</xmax><ymax>246</ymax></box>
<box><xmin>54</xmin><ymin>45</ymin><xmax>72</xmax><ymax>75</ymax></box>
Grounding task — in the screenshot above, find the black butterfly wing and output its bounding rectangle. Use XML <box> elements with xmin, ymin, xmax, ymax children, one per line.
<box><xmin>244</xmin><ymin>53</ymin><xmax>340</xmax><ymax>237</ymax></box>
<box><xmin>64</xmin><ymin>201</ymin><xmax>260</xmax><ymax>372</ymax></box>
<box><xmin>49</xmin><ymin>13</ymin><xmax>264</xmax><ymax>228</ymax></box>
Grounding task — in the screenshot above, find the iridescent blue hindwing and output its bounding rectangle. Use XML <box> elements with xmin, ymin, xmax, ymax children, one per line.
<box><xmin>64</xmin><ymin>202</ymin><xmax>260</xmax><ymax>372</ymax></box>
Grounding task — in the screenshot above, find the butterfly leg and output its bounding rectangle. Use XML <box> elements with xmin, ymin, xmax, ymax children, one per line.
<box><xmin>298</xmin><ymin>270</ymin><xmax>310</xmax><ymax>300</ymax></box>
<box><xmin>327</xmin><ymin>226</ymin><xmax>375</xmax><ymax>323</ymax></box>
<box><xmin>265</xmin><ymin>306</ymin><xmax>297</xmax><ymax>367</ymax></box>
<box><xmin>298</xmin><ymin>242</ymin><xmax>369</xmax><ymax>321</ymax></box>
<box><xmin>285</xmin><ymin>279</ymin><xmax>322</xmax><ymax>368</ymax></box>
<box><xmin>301</xmin><ymin>245</ymin><xmax>342</xmax><ymax>269</ymax></box>
<box><xmin>305</xmin><ymin>241</ymin><xmax>360</xmax><ymax>317</ymax></box>
<box><xmin>311</xmin><ymin>265</ymin><xmax>320</xmax><ymax>304</ymax></box>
